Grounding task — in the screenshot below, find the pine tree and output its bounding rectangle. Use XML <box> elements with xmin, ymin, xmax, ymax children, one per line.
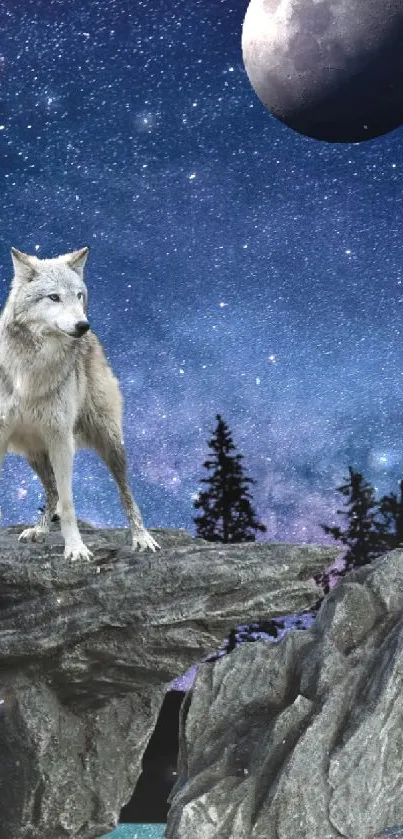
<box><xmin>377</xmin><ymin>479</ymin><xmax>403</xmax><ymax>550</ymax></box>
<box><xmin>320</xmin><ymin>466</ymin><xmax>383</xmax><ymax>573</ymax></box>
<box><xmin>193</xmin><ymin>414</ymin><xmax>267</xmax><ymax>543</ymax></box>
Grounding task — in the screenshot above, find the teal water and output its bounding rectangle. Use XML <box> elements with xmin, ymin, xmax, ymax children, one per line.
<box><xmin>100</xmin><ymin>820</ymin><xmax>403</xmax><ymax>839</ymax></box>
<box><xmin>102</xmin><ymin>825</ymin><xmax>165</xmax><ymax>839</ymax></box>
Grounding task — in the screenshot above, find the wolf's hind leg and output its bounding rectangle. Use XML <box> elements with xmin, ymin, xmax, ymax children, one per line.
<box><xmin>92</xmin><ymin>425</ymin><xmax>160</xmax><ymax>552</ymax></box>
<box><xmin>19</xmin><ymin>452</ymin><xmax>59</xmax><ymax>544</ymax></box>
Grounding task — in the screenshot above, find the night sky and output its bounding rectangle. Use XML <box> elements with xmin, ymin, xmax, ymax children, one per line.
<box><xmin>1</xmin><ymin>0</ymin><xmax>403</xmax><ymax>546</ymax></box>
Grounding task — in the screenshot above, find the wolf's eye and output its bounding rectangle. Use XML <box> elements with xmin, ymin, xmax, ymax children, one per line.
<box><xmin>48</xmin><ymin>294</ymin><xmax>60</xmax><ymax>302</ymax></box>
<box><xmin>77</xmin><ymin>292</ymin><xmax>83</xmax><ymax>300</ymax></box>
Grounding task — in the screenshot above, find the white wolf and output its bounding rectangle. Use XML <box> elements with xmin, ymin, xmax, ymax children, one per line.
<box><xmin>0</xmin><ymin>246</ymin><xmax>160</xmax><ymax>561</ymax></box>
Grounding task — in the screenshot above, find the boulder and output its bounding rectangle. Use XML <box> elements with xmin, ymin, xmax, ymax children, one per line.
<box><xmin>0</xmin><ymin>522</ymin><xmax>339</xmax><ymax>839</ymax></box>
<box><xmin>167</xmin><ymin>549</ymin><xmax>403</xmax><ymax>839</ymax></box>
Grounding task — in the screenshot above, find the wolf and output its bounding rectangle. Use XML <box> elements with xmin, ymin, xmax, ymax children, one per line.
<box><xmin>0</xmin><ymin>246</ymin><xmax>160</xmax><ymax>561</ymax></box>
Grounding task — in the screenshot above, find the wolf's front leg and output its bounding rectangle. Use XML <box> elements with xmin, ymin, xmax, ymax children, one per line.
<box><xmin>92</xmin><ymin>428</ymin><xmax>160</xmax><ymax>552</ymax></box>
<box><xmin>47</xmin><ymin>433</ymin><xmax>93</xmax><ymax>562</ymax></box>
<box><xmin>0</xmin><ymin>434</ymin><xmax>9</xmax><ymax>523</ymax></box>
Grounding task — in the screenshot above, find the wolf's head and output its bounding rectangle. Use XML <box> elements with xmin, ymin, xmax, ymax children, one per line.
<box><xmin>9</xmin><ymin>247</ymin><xmax>90</xmax><ymax>339</ymax></box>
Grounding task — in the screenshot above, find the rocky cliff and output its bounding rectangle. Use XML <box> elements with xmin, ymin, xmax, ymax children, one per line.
<box><xmin>167</xmin><ymin>548</ymin><xmax>403</xmax><ymax>839</ymax></box>
<box><xmin>0</xmin><ymin>522</ymin><xmax>338</xmax><ymax>839</ymax></box>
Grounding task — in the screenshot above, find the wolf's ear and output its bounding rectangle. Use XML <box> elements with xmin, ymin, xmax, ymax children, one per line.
<box><xmin>64</xmin><ymin>247</ymin><xmax>89</xmax><ymax>277</ymax></box>
<box><xmin>10</xmin><ymin>248</ymin><xmax>38</xmax><ymax>282</ymax></box>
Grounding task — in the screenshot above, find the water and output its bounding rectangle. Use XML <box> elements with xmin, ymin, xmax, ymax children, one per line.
<box><xmin>102</xmin><ymin>825</ymin><xmax>165</xmax><ymax>839</ymax></box>
<box><xmin>100</xmin><ymin>824</ymin><xmax>403</xmax><ymax>839</ymax></box>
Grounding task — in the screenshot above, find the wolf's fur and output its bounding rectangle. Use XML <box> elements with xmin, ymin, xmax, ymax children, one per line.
<box><xmin>0</xmin><ymin>247</ymin><xmax>160</xmax><ymax>561</ymax></box>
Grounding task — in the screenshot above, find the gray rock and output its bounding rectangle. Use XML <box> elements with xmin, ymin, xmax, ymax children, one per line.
<box><xmin>167</xmin><ymin>549</ymin><xmax>403</xmax><ymax>839</ymax></box>
<box><xmin>0</xmin><ymin>524</ymin><xmax>339</xmax><ymax>839</ymax></box>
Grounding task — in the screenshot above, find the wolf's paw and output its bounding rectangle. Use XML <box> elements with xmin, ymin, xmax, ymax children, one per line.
<box><xmin>64</xmin><ymin>542</ymin><xmax>93</xmax><ymax>562</ymax></box>
<box><xmin>19</xmin><ymin>525</ymin><xmax>47</xmax><ymax>544</ymax></box>
<box><xmin>132</xmin><ymin>529</ymin><xmax>161</xmax><ymax>552</ymax></box>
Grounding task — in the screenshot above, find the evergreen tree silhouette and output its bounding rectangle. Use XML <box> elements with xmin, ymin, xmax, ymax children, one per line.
<box><xmin>316</xmin><ymin>466</ymin><xmax>383</xmax><ymax>593</ymax></box>
<box><xmin>377</xmin><ymin>479</ymin><xmax>403</xmax><ymax>549</ymax></box>
<box><xmin>193</xmin><ymin>414</ymin><xmax>267</xmax><ymax>543</ymax></box>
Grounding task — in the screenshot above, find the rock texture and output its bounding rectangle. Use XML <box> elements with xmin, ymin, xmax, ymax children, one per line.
<box><xmin>0</xmin><ymin>522</ymin><xmax>338</xmax><ymax>839</ymax></box>
<box><xmin>167</xmin><ymin>548</ymin><xmax>403</xmax><ymax>839</ymax></box>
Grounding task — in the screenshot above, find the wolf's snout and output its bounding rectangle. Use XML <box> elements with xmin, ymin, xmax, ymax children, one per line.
<box><xmin>74</xmin><ymin>320</ymin><xmax>90</xmax><ymax>337</ymax></box>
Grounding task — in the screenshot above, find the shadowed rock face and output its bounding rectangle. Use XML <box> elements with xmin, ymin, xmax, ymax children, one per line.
<box><xmin>167</xmin><ymin>549</ymin><xmax>403</xmax><ymax>839</ymax></box>
<box><xmin>0</xmin><ymin>522</ymin><xmax>339</xmax><ymax>839</ymax></box>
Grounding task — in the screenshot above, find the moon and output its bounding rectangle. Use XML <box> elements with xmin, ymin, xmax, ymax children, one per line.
<box><xmin>241</xmin><ymin>0</ymin><xmax>403</xmax><ymax>143</ymax></box>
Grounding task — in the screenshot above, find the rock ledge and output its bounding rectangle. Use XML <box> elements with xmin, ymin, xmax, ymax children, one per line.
<box><xmin>0</xmin><ymin>524</ymin><xmax>339</xmax><ymax>839</ymax></box>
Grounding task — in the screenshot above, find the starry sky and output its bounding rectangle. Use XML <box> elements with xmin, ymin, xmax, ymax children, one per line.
<box><xmin>1</xmin><ymin>0</ymin><xmax>403</xmax><ymax>545</ymax></box>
